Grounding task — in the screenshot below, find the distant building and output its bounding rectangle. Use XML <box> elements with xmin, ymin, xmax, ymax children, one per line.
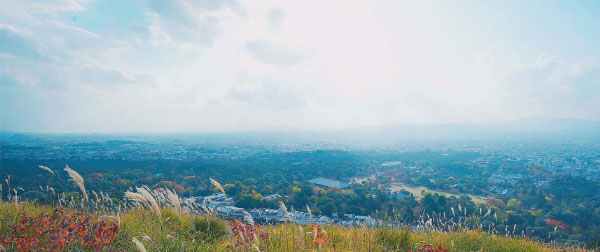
<box><xmin>204</xmin><ymin>193</ymin><xmax>226</xmax><ymax>201</ymax></box>
<box><xmin>316</xmin><ymin>216</ymin><xmax>331</xmax><ymax>224</ymax></box>
<box><xmin>354</xmin><ymin>215</ymin><xmax>375</xmax><ymax>226</ymax></box>
<box><xmin>309</xmin><ymin>177</ymin><xmax>350</xmax><ymax>189</ymax></box>
<box><xmin>216</xmin><ymin>206</ymin><xmax>244</xmax><ymax>215</ymax></box>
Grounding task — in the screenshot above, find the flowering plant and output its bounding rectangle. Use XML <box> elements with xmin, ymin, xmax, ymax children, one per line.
<box><xmin>1</xmin><ymin>208</ymin><xmax>119</xmax><ymax>251</ymax></box>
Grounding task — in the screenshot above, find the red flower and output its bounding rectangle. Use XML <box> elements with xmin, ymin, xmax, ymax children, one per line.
<box><xmin>1</xmin><ymin>208</ymin><xmax>119</xmax><ymax>251</ymax></box>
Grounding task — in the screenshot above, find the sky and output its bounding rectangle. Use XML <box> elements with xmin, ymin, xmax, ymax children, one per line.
<box><xmin>1</xmin><ymin>0</ymin><xmax>599</xmax><ymax>133</ymax></box>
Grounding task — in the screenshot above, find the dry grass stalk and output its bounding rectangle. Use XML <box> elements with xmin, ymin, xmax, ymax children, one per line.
<box><xmin>484</xmin><ymin>208</ymin><xmax>491</xmax><ymax>218</ymax></box>
<box><xmin>5</xmin><ymin>176</ymin><xmax>10</xmax><ymax>199</ymax></box>
<box><xmin>125</xmin><ymin>191</ymin><xmax>150</xmax><ymax>209</ymax></box>
<box><xmin>279</xmin><ymin>201</ymin><xmax>288</xmax><ymax>217</ymax></box>
<box><xmin>136</xmin><ymin>186</ymin><xmax>161</xmax><ymax>216</ymax></box>
<box><xmin>166</xmin><ymin>189</ymin><xmax>181</xmax><ymax>215</ymax></box>
<box><xmin>142</xmin><ymin>234</ymin><xmax>153</xmax><ymax>243</ymax></box>
<box><xmin>38</xmin><ymin>165</ymin><xmax>54</xmax><ymax>175</ymax></box>
<box><xmin>244</xmin><ymin>211</ymin><xmax>255</xmax><ymax>226</ymax></box>
<box><xmin>132</xmin><ymin>237</ymin><xmax>147</xmax><ymax>252</ymax></box>
<box><xmin>210</xmin><ymin>178</ymin><xmax>226</xmax><ymax>198</ymax></box>
<box><xmin>64</xmin><ymin>165</ymin><xmax>88</xmax><ymax>201</ymax></box>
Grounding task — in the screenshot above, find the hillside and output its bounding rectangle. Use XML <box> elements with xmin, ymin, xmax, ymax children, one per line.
<box><xmin>0</xmin><ymin>195</ymin><xmax>592</xmax><ymax>251</ymax></box>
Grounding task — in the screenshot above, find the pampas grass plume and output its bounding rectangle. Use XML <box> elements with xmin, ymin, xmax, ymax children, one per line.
<box><xmin>166</xmin><ymin>189</ymin><xmax>181</xmax><ymax>215</ymax></box>
<box><xmin>132</xmin><ymin>237</ymin><xmax>147</xmax><ymax>252</ymax></box>
<box><xmin>279</xmin><ymin>201</ymin><xmax>288</xmax><ymax>217</ymax></box>
<box><xmin>210</xmin><ymin>178</ymin><xmax>226</xmax><ymax>198</ymax></box>
<box><xmin>125</xmin><ymin>191</ymin><xmax>150</xmax><ymax>209</ymax></box>
<box><xmin>38</xmin><ymin>165</ymin><xmax>54</xmax><ymax>175</ymax></box>
<box><xmin>137</xmin><ymin>186</ymin><xmax>161</xmax><ymax>216</ymax></box>
<box><xmin>64</xmin><ymin>165</ymin><xmax>88</xmax><ymax>201</ymax></box>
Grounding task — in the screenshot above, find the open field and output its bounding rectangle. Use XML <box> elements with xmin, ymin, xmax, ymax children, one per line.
<box><xmin>389</xmin><ymin>183</ymin><xmax>488</xmax><ymax>204</ymax></box>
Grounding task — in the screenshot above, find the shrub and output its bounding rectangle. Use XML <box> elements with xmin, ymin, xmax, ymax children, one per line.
<box><xmin>546</xmin><ymin>219</ymin><xmax>569</xmax><ymax>230</ymax></box>
<box><xmin>191</xmin><ymin>216</ymin><xmax>230</xmax><ymax>243</ymax></box>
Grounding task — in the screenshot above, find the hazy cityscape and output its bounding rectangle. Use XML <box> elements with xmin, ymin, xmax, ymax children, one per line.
<box><xmin>2</xmin><ymin>120</ymin><xmax>600</xmax><ymax>247</ymax></box>
<box><xmin>2</xmin><ymin>0</ymin><xmax>600</xmax><ymax>251</ymax></box>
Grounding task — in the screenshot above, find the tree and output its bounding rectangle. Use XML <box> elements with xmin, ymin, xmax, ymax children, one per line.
<box><xmin>507</xmin><ymin>199</ymin><xmax>521</xmax><ymax>209</ymax></box>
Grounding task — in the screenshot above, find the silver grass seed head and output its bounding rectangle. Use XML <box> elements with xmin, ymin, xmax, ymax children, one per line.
<box><xmin>38</xmin><ymin>165</ymin><xmax>54</xmax><ymax>174</ymax></box>
<box><xmin>64</xmin><ymin>165</ymin><xmax>88</xmax><ymax>201</ymax></box>
<box><xmin>132</xmin><ymin>237</ymin><xmax>147</xmax><ymax>252</ymax></box>
<box><xmin>210</xmin><ymin>178</ymin><xmax>227</xmax><ymax>198</ymax></box>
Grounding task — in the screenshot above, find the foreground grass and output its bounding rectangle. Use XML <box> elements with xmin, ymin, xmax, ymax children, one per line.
<box><xmin>0</xmin><ymin>201</ymin><xmax>589</xmax><ymax>252</ymax></box>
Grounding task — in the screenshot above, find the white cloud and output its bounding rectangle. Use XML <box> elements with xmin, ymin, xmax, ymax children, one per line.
<box><xmin>1</xmin><ymin>0</ymin><xmax>89</xmax><ymax>15</ymax></box>
<box><xmin>145</xmin><ymin>12</ymin><xmax>171</xmax><ymax>46</ymax></box>
<box><xmin>244</xmin><ymin>40</ymin><xmax>312</xmax><ymax>66</ymax></box>
<box><xmin>1</xmin><ymin>0</ymin><xmax>599</xmax><ymax>132</ymax></box>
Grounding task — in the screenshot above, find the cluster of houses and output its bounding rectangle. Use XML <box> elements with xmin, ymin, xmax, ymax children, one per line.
<box><xmin>183</xmin><ymin>177</ymin><xmax>378</xmax><ymax>227</ymax></box>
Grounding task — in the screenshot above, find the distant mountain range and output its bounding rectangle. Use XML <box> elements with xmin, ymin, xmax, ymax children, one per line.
<box><xmin>2</xmin><ymin>118</ymin><xmax>599</xmax><ymax>142</ymax></box>
<box><xmin>480</xmin><ymin>118</ymin><xmax>600</xmax><ymax>132</ymax></box>
<box><xmin>348</xmin><ymin>118</ymin><xmax>600</xmax><ymax>139</ymax></box>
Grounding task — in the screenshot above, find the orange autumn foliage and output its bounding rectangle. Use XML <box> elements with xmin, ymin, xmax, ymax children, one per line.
<box><xmin>1</xmin><ymin>208</ymin><xmax>119</xmax><ymax>251</ymax></box>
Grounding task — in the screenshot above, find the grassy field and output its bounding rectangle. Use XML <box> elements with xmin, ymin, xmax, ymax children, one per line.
<box><xmin>0</xmin><ymin>201</ymin><xmax>588</xmax><ymax>252</ymax></box>
<box><xmin>389</xmin><ymin>184</ymin><xmax>488</xmax><ymax>204</ymax></box>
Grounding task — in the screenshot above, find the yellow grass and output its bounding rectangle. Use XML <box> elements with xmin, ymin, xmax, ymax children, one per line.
<box><xmin>0</xmin><ymin>201</ymin><xmax>590</xmax><ymax>252</ymax></box>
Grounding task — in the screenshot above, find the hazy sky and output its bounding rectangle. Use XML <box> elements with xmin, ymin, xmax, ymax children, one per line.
<box><xmin>1</xmin><ymin>0</ymin><xmax>599</xmax><ymax>133</ymax></box>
